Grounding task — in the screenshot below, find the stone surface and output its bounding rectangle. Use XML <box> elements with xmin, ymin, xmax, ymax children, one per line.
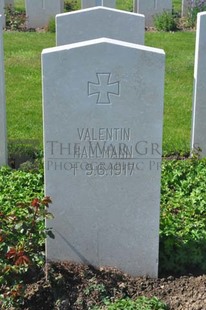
<box><xmin>134</xmin><ymin>0</ymin><xmax>172</xmax><ymax>27</ymax></box>
<box><xmin>0</xmin><ymin>0</ymin><xmax>5</xmax><ymax>27</ymax></box>
<box><xmin>133</xmin><ymin>0</ymin><xmax>137</xmax><ymax>12</ymax></box>
<box><xmin>81</xmin><ymin>0</ymin><xmax>116</xmax><ymax>9</ymax></box>
<box><xmin>25</xmin><ymin>0</ymin><xmax>64</xmax><ymax>29</ymax></box>
<box><xmin>5</xmin><ymin>0</ymin><xmax>14</xmax><ymax>7</ymax></box>
<box><xmin>56</xmin><ymin>7</ymin><xmax>145</xmax><ymax>46</ymax></box>
<box><xmin>191</xmin><ymin>12</ymin><xmax>206</xmax><ymax>157</ymax></box>
<box><xmin>181</xmin><ymin>0</ymin><xmax>189</xmax><ymax>17</ymax></box>
<box><xmin>42</xmin><ymin>37</ymin><xmax>165</xmax><ymax>277</ymax></box>
<box><xmin>0</xmin><ymin>15</ymin><xmax>7</xmax><ymax>165</ymax></box>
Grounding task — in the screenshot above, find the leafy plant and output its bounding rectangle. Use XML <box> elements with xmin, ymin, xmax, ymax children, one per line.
<box><xmin>0</xmin><ymin>196</ymin><xmax>54</xmax><ymax>308</ymax></box>
<box><xmin>160</xmin><ymin>158</ymin><xmax>206</xmax><ymax>275</ymax></box>
<box><xmin>64</xmin><ymin>0</ymin><xmax>80</xmax><ymax>11</ymax></box>
<box><xmin>0</xmin><ymin>166</ymin><xmax>43</xmax><ymax>206</ymax></box>
<box><xmin>0</xmin><ymin>166</ymin><xmax>48</xmax><ymax>308</ymax></box>
<box><xmin>154</xmin><ymin>10</ymin><xmax>178</xmax><ymax>31</ymax></box>
<box><xmin>5</xmin><ymin>5</ymin><xmax>27</xmax><ymax>31</ymax></box>
<box><xmin>47</xmin><ymin>17</ymin><xmax>56</xmax><ymax>33</ymax></box>
<box><xmin>101</xmin><ymin>296</ymin><xmax>168</xmax><ymax>310</ymax></box>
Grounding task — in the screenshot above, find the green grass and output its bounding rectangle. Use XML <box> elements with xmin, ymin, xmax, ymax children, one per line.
<box><xmin>4</xmin><ymin>0</ymin><xmax>194</xmax><ymax>154</ymax></box>
<box><xmin>5</xmin><ymin>30</ymin><xmax>195</xmax><ymax>154</ymax></box>
<box><xmin>145</xmin><ymin>31</ymin><xmax>195</xmax><ymax>153</ymax></box>
<box><xmin>14</xmin><ymin>0</ymin><xmax>25</xmax><ymax>10</ymax></box>
<box><xmin>173</xmin><ymin>0</ymin><xmax>182</xmax><ymax>12</ymax></box>
<box><xmin>4</xmin><ymin>32</ymin><xmax>55</xmax><ymax>145</ymax></box>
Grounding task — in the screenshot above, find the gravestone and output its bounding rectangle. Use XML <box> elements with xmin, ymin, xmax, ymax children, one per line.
<box><xmin>25</xmin><ymin>0</ymin><xmax>64</xmax><ymax>29</ymax></box>
<box><xmin>134</xmin><ymin>0</ymin><xmax>172</xmax><ymax>27</ymax></box>
<box><xmin>181</xmin><ymin>0</ymin><xmax>189</xmax><ymax>17</ymax></box>
<box><xmin>42</xmin><ymin>37</ymin><xmax>165</xmax><ymax>277</ymax></box>
<box><xmin>81</xmin><ymin>0</ymin><xmax>115</xmax><ymax>9</ymax></box>
<box><xmin>56</xmin><ymin>7</ymin><xmax>145</xmax><ymax>46</ymax></box>
<box><xmin>191</xmin><ymin>12</ymin><xmax>206</xmax><ymax>157</ymax></box>
<box><xmin>5</xmin><ymin>0</ymin><xmax>14</xmax><ymax>7</ymax></box>
<box><xmin>133</xmin><ymin>0</ymin><xmax>137</xmax><ymax>12</ymax></box>
<box><xmin>0</xmin><ymin>15</ymin><xmax>7</xmax><ymax>165</ymax></box>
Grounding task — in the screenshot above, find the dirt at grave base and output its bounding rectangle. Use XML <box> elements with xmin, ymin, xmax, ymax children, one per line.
<box><xmin>21</xmin><ymin>261</ymin><xmax>206</xmax><ymax>310</ymax></box>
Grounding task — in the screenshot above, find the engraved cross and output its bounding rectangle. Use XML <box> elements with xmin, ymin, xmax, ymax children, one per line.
<box><xmin>88</xmin><ymin>73</ymin><xmax>120</xmax><ymax>104</ymax></box>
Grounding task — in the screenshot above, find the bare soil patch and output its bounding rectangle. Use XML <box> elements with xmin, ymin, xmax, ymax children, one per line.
<box><xmin>21</xmin><ymin>261</ymin><xmax>206</xmax><ymax>310</ymax></box>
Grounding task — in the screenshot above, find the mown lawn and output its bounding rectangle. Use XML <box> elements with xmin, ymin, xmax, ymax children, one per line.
<box><xmin>4</xmin><ymin>30</ymin><xmax>195</xmax><ymax>153</ymax></box>
<box><xmin>4</xmin><ymin>32</ymin><xmax>55</xmax><ymax>144</ymax></box>
<box><xmin>145</xmin><ymin>31</ymin><xmax>195</xmax><ymax>153</ymax></box>
<box><xmin>5</xmin><ymin>0</ymin><xmax>194</xmax><ymax>154</ymax></box>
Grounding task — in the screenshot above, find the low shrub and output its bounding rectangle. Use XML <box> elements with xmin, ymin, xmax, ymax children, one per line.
<box><xmin>154</xmin><ymin>10</ymin><xmax>178</xmax><ymax>31</ymax></box>
<box><xmin>5</xmin><ymin>5</ymin><xmax>27</xmax><ymax>31</ymax></box>
<box><xmin>0</xmin><ymin>195</ymin><xmax>54</xmax><ymax>308</ymax></box>
<box><xmin>1</xmin><ymin>156</ymin><xmax>206</xmax><ymax>306</ymax></box>
<box><xmin>160</xmin><ymin>158</ymin><xmax>206</xmax><ymax>275</ymax></box>
<box><xmin>47</xmin><ymin>16</ymin><xmax>56</xmax><ymax>33</ymax></box>
<box><xmin>102</xmin><ymin>296</ymin><xmax>168</xmax><ymax>310</ymax></box>
<box><xmin>0</xmin><ymin>167</ymin><xmax>49</xmax><ymax>308</ymax></box>
<box><xmin>64</xmin><ymin>0</ymin><xmax>80</xmax><ymax>12</ymax></box>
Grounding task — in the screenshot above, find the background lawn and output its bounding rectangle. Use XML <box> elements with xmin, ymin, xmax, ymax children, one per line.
<box><xmin>5</xmin><ymin>0</ymin><xmax>194</xmax><ymax>154</ymax></box>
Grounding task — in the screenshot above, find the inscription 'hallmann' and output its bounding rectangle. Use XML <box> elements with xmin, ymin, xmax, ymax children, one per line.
<box><xmin>77</xmin><ymin>128</ymin><xmax>131</xmax><ymax>141</ymax></box>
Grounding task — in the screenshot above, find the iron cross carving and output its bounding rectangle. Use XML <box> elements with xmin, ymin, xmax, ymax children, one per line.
<box><xmin>88</xmin><ymin>73</ymin><xmax>120</xmax><ymax>104</ymax></box>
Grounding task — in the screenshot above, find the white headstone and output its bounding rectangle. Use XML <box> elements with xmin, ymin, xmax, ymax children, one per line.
<box><xmin>25</xmin><ymin>0</ymin><xmax>64</xmax><ymax>29</ymax></box>
<box><xmin>133</xmin><ymin>0</ymin><xmax>137</xmax><ymax>12</ymax></box>
<box><xmin>56</xmin><ymin>7</ymin><xmax>145</xmax><ymax>46</ymax></box>
<box><xmin>0</xmin><ymin>15</ymin><xmax>7</xmax><ymax>165</ymax></box>
<box><xmin>191</xmin><ymin>12</ymin><xmax>206</xmax><ymax>157</ymax></box>
<box><xmin>82</xmin><ymin>0</ymin><xmax>115</xmax><ymax>9</ymax></box>
<box><xmin>134</xmin><ymin>0</ymin><xmax>172</xmax><ymax>27</ymax></box>
<box><xmin>43</xmin><ymin>38</ymin><xmax>165</xmax><ymax>277</ymax></box>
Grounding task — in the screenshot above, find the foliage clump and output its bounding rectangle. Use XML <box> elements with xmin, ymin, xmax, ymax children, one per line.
<box><xmin>64</xmin><ymin>0</ymin><xmax>80</xmax><ymax>12</ymax></box>
<box><xmin>154</xmin><ymin>10</ymin><xmax>178</xmax><ymax>31</ymax></box>
<box><xmin>101</xmin><ymin>296</ymin><xmax>168</xmax><ymax>310</ymax></box>
<box><xmin>2</xmin><ymin>156</ymin><xmax>206</xmax><ymax>306</ymax></box>
<box><xmin>5</xmin><ymin>5</ymin><xmax>27</xmax><ymax>31</ymax></box>
<box><xmin>160</xmin><ymin>158</ymin><xmax>206</xmax><ymax>275</ymax></box>
<box><xmin>0</xmin><ymin>167</ymin><xmax>53</xmax><ymax>308</ymax></box>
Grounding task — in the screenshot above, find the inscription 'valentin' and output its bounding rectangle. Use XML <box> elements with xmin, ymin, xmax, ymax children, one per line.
<box><xmin>77</xmin><ymin>128</ymin><xmax>131</xmax><ymax>141</ymax></box>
